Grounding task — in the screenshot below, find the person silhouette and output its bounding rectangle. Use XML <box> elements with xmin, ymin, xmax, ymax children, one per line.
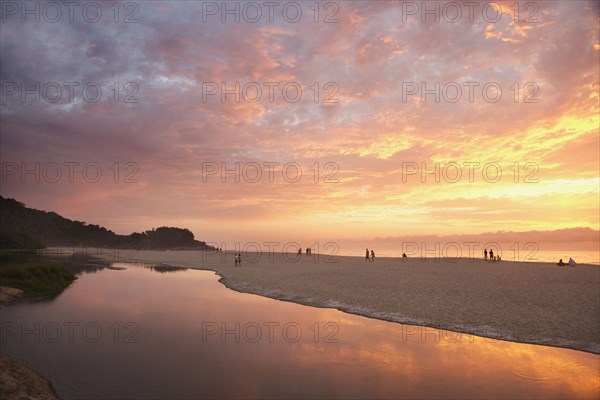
<box><xmin>489</xmin><ymin>249</ymin><xmax>494</xmax><ymax>261</ymax></box>
<box><xmin>370</xmin><ymin>250</ymin><xmax>375</xmax><ymax>262</ymax></box>
<box><xmin>365</xmin><ymin>248</ymin><xmax>370</xmax><ymax>262</ymax></box>
<box><xmin>484</xmin><ymin>249</ymin><xmax>488</xmax><ymax>260</ymax></box>
<box><xmin>557</xmin><ymin>259</ymin><xmax>565</xmax><ymax>266</ymax></box>
<box><xmin>402</xmin><ymin>253</ymin><xmax>407</xmax><ymax>258</ymax></box>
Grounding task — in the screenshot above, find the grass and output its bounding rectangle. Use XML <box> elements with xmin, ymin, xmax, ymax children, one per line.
<box><xmin>0</xmin><ymin>262</ymin><xmax>76</xmax><ymax>297</ymax></box>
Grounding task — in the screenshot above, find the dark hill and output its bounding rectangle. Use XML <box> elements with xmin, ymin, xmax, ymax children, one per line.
<box><xmin>0</xmin><ymin>196</ymin><xmax>214</xmax><ymax>250</ymax></box>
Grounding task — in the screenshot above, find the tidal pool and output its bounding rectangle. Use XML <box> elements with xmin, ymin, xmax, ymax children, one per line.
<box><xmin>1</xmin><ymin>263</ymin><xmax>598</xmax><ymax>399</ymax></box>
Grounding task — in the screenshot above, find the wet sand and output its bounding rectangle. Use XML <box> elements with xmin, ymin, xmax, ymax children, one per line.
<box><xmin>95</xmin><ymin>250</ymin><xmax>600</xmax><ymax>354</ymax></box>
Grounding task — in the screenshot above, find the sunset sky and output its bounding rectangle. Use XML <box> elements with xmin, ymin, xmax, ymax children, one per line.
<box><xmin>1</xmin><ymin>1</ymin><xmax>598</xmax><ymax>253</ymax></box>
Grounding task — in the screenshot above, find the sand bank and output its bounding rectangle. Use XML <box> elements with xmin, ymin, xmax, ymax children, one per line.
<box><xmin>0</xmin><ymin>287</ymin><xmax>23</xmax><ymax>305</ymax></box>
<box><xmin>1</xmin><ymin>289</ymin><xmax>58</xmax><ymax>400</ymax></box>
<box><xmin>0</xmin><ymin>355</ymin><xmax>58</xmax><ymax>400</ymax></box>
<box><xmin>97</xmin><ymin>250</ymin><xmax>600</xmax><ymax>354</ymax></box>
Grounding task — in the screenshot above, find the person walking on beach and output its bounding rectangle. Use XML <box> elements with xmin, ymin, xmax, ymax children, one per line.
<box><xmin>366</xmin><ymin>248</ymin><xmax>370</xmax><ymax>262</ymax></box>
<box><xmin>489</xmin><ymin>249</ymin><xmax>494</xmax><ymax>261</ymax></box>
<box><xmin>484</xmin><ymin>249</ymin><xmax>488</xmax><ymax>260</ymax></box>
<box><xmin>370</xmin><ymin>249</ymin><xmax>375</xmax><ymax>261</ymax></box>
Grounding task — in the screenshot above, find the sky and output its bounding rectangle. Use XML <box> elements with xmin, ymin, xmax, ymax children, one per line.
<box><xmin>1</xmin><ymin>1</ymin><xmax>599</xmax><ymax>255</ymax></box>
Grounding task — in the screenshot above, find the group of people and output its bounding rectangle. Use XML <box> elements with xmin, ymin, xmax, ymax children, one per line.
<box><xmin>365</xmin><ymin>250</ymin><xmax>409</xmax><ymax>260</ymax></box>
<box><xmin>483</xmin><ymin>249</ymin><xmax>501</xmax><ymax>262</ymax></box>
<box><xmin>298</xmin><ymin>247</ymin><xmax>313</xmax><ymax>255</ymax></box>
<box><xmin>484</xmin><ymin>249</ymin><xmax>578</xmax><ymax>266</ymax></box>
<box><xmin>365</xmin><ymin>248</ymin><xmax>376</xmax><ymax>262</ymax></box>
<box><xmin>557</xmin><ymin>258</ymin><xmax>576</xmax><ymax>267</ymax></box>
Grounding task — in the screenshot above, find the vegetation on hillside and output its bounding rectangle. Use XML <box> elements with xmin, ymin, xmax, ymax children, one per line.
<box><xmin>0</xmin><ymin>196</ymin><xmax>214</xmax><ymax>250</ymax></box>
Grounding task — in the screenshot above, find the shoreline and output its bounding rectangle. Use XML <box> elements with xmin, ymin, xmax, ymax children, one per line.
<box><xmin>213</xmin><ymin>272</ymin><xmax>600</xmax><ymax>355</ymax></box>
<box><xmin>2</xmin><ymin>250</ymin><xmax>598</xmax><ymax>399</ymax></box>
<box><xmin>0</xmin><ymin>355</ymin><xmax>58</xmax><ymax>400</ymax></box>
<box><xmin>101</xmin><ymin>250</ymin><xmax>600</xmax><ymax>355</ymax></box>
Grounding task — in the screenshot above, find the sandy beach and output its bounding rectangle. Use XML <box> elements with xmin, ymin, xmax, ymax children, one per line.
<box><xmin>93</xmin><ymin>250</ymin><xmax>600</xmax><ymax>354</ymax></box>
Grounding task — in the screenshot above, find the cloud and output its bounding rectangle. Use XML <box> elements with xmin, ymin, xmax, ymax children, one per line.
<box><xmin>0</xmin><ymin>1</ymin><xmax>598</xmax><ymax>245</ymax></box>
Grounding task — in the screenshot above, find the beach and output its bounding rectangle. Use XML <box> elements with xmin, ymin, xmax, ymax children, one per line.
<box><xmin>94</xmin><ymin>250</ymin><xmax>600</xmax><ymax>354</ymax></box>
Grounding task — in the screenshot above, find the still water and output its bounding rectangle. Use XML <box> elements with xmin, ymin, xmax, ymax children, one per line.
<box><xmin>1</xmin><ymin>263</ymin><xmax>598</xmax><ymax>399</ymax></box>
